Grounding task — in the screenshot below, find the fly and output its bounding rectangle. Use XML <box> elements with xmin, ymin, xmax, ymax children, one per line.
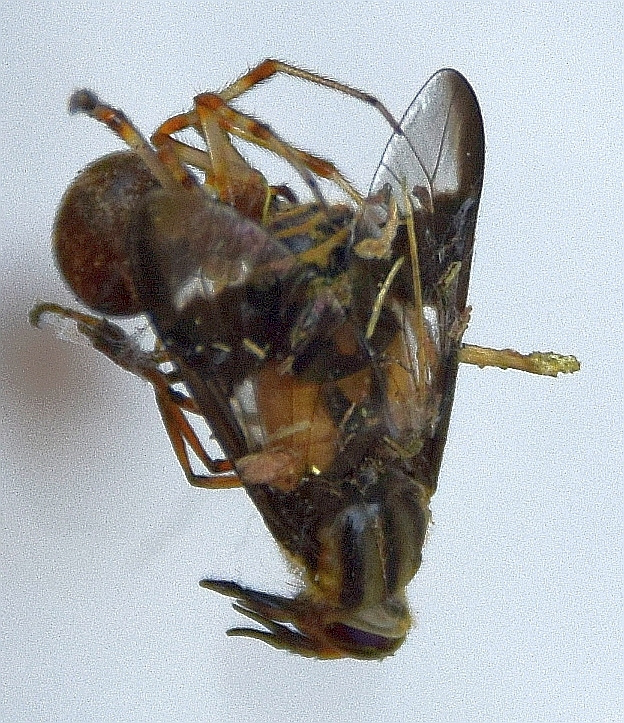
<box><xmin>31</xmin><ymin>61</ymin><xmax>579</xmax><ymax>659</ymax></box>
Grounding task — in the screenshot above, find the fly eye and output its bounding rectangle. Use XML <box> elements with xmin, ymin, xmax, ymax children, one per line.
<box><xmin>324</xmin><ymin>623</ymin><xmax>403</xmax><ymax>658</ymax></box>
<box><xmin>54</xmin><ymin>151</ymin><xmax>160</xmax><ymax>316</ymax></box>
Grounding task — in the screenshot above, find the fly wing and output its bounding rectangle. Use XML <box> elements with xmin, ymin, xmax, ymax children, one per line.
<box><xmin>371</xmin><ymin>68</ymin><xmax>484</xmax><ymax>314</ymax></box>
<box><xmin>371</xmin><ymin>69</ymin><xmax>485</xmax><ymax>480</ymax></box>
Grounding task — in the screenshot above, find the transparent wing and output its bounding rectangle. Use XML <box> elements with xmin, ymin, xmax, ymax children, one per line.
<box><xmin>371</xmin><ymin>68</ymin><xmax>484</xmax><ymax>218</ymax></box>
<box><xmin>369</xmin><ymin>70</ymin><xmax>485</xmax><ymax>482</ymax></box>
<box><xmin>372</xmin><ymin>68</ymin><xmax>484</xmax><ymax>320</ymax></box>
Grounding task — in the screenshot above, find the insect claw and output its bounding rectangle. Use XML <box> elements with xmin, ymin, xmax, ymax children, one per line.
<box><xmin>226</xmin><ymin>604</ymin><xmax>321</xmax><ymax>656</ymax></box>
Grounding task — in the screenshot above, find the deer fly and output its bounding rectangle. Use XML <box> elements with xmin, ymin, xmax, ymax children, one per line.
<box><xmin>31</xmin><ymin>60</ymin><xmax>579</xmax><ymax>659</ymax></box>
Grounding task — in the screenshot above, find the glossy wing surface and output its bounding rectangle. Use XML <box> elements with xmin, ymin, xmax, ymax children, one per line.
<box><xmin>371</xmin><ymin>69</ymin><xmax>484</xmax><ymax>213</ymax></box>
<box><xmin>370</xmin><ymin>69</ymin><xmax>485</xmax><ymax>480</ymax></box>
<box><xmin>371</xmin><ymin>68</ymin><xmax>484</xmax><ymax>313</ymax></box>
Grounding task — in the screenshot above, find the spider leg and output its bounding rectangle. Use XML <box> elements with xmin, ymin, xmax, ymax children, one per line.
<box><xmin>30</xmin><ymin>303</ymin><xmax>241</xmax><ymax>488</ymax></box>
<box><xmin>68</xmin><ymin>89</ymin><xmax>196</xmax><ymax>191</ymax></box>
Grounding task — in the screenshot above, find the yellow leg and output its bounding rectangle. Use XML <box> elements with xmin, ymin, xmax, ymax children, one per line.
<box><xmin>458</xmin><ymin>343</ymin><xmax>580</xmax><ymax>377</ymax></box>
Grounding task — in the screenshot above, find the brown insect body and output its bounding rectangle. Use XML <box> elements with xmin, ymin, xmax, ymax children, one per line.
<box><xmin>111</xmin><ymin>70</ymin><xmax>484</xmax><ymax>657</ymax></box>
<box><xmin>36</xmin><ymin>63</ymin><xmax>578</xmax><ymax>659</ymax></box>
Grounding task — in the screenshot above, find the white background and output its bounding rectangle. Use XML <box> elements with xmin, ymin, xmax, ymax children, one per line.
<box><xmin>1</xmin><ymin>2</ymin><xmax>622</xmax><ymax>721</ymax></box>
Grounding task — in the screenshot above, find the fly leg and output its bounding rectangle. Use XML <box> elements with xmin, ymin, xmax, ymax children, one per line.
<box><xmin>458</xmin><ymin>344</ymin><xmax>580</xmax><ymax>377</ymax></box>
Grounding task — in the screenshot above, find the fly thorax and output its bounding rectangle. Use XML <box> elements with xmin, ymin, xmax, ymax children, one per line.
<box><xmin>312</xmin><ymin>501</ymin><xmax>414</xmax><ymax>641</ymax></box>
<box><xmin>313</xmin><ymin>501</ymin><xmax>393</xmax><ymax>609</ymax></box>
